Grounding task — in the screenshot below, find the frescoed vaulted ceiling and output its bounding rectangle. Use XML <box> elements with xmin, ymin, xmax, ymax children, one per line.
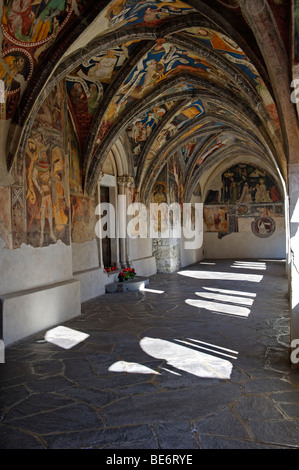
<box><xmin>1</xmin><ymin>0</ymin><xmax>295</xmax><ymax>203</ymax></box>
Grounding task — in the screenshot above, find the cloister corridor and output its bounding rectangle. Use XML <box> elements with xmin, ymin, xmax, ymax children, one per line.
<box><xmin>1</xmin><ymin>259</ymin><xmax>298</xmax><ymax>450</ymax></box>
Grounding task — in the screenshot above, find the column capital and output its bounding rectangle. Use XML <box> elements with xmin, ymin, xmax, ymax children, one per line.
<box><xmin>98</xmin><ymin>171</ymin><xmax>105</xmax><ymax>183</ymax></box>
<box><xmin>117</xmin><ymin>175</ymin><xmax>135</xmax><ymax>188</ymax></box>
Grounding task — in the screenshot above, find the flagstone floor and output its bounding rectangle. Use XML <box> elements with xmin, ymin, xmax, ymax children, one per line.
<box><xmin>1</xmin><ymin>259</ymin><xmax>299</xmax><ymax>449</ymax></box>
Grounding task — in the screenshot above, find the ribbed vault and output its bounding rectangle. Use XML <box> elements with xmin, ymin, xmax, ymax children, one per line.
<box><xmin>3</xmin><ymin>0</ymin><xmax>295</xmax><ymax>203</ymax></box>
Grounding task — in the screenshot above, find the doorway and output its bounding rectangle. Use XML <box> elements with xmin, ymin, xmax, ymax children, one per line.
<box><xmin>100</xmin><ymin>185</ymin><xmax>112</xmax><ymax>268</ymax></box>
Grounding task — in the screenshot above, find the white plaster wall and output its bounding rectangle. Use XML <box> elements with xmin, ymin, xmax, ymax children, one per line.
<box><xmin>180</xmin><ymin>236</ymin><xmax>204</xmax><ymax>268</ymax></box>
<box><xmin>203</xmin><ymin>224</ymin><xmax>286</xmax><ymax>259</ymax></box>
<box><xmin>128</xmin><ymin>237</ymin><xmax>153</xmax><ymax>261</ymax></box>
<box><xmin>75</xmin><ymin>268</ymin><xmax>115</xmax><ymax>302</ymax></box>
<box><xmin>128</xmin><ymin>237</ymin><xmax>157</xmax><ymax>276</ymax></box>
<box><xmin>131</xmin><ymin>257</ymin><xmax>157</xmax><ymax>277</ymax></box>
<box><xmin>72</xmin><ymin>239</ymin><xmax>99</xmax><ymax>273</ymax></box>
<box><xmin>1</xmin><ymin>279</ymin><xmax>81</xmax><ymax>346</ymax></box>
<box><xmin>0</xmin><ymin>238</ymin><xmax>73</xmax><ymax>295</ymax></box>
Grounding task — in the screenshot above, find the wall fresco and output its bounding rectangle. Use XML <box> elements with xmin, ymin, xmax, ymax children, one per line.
<box><xmin>150</xmin><ymin>157</ymin><xmax>183</xmax><ymax>233</ymax></box>
<box><xmin>168</xmin><ymin>154</ymin><xmax>184</xmax><ymax>203</ymax></box>
<box><xmin>194</xmin><ymin>133</ymin><xmax>234</xmax><ymax>168</ymax></box>
<box><xmin>204</xmin><ymin>163</ymin><xmax>284</xmax><ymax>237</ymax></box>
<box><xmin>68</xmin><ymin>113</ymin><xmax>82</xmax><ymax>194</ymax></box>
<box><xmin>181</xmin><ymin>137</ymin><xmax>201</xmax><ymax>165</ymax></box>
<box><xmin>66</xmin><ymin>112</ymin><xmax>96</xmax><ymax>243</ymax></box>
<box><xmin>73</xmin><ymin>44</ymin><xmax>136</xmax><ymax>86</ymax></box>
<box><xmin>295</xmin><ymin>0</ymin><xmax>299</xmax><ymax>63</ymax></box>
<box><xmin>67</xmin><ymin>77</ymin><xmax>102</xmax><ymax>149</ymax></box>
<box><xmin>0</xmin><ymin>48</ymin><xmax>33</xmax><ymax>118</ymax></box>
<box><xmin>204</xmin><ymin>207</ymin><xmax>228</xmax><ymax>232</ymax></box>
<box><xmin>2</xmin><ymin>0</ymin><xmax>74</xmax><ymax>45</ymax></box>
<box><xmin>105</xmin><ymin>0</ymin><xmax>195</xmax><ymax>31</ymax></box>
<box><xmin>0</xmin><ymin>186</ymin><xmax>12</xmax><ymax>247</ymax></box>
<box><xmin>184</xmin><ymin>26</ymin><xmax>280</xmax><ymax>128</ymax></box>
<box><xmin>25</xmin><ymin>82</ymin><xmax>70</xmax><ymax>247</ymax></box>
<box><xmin>1</xmin><ymin>0</ymin><xmax>82</xmax><ymax>119</ymax></box>
<box><xmin>184</xmin><ymin>27</ymin><xmax>259</xmax><ymax>82</ymax></box>
<box><xmin>127</xmin><ymin>105</ymin><xmax>167</xmax><ymax>166</ymax></box>
<box><xmin>70</xmin><ymin>194</ymin><xmax>96</xmax><ymax>243</ymax></box>
<box><xmin>67</xmin><ymin>42</ymin><xmax>139</xmax><ymax>147</ymax></box>
<box><xmin>96</xmin><ymin>41</ymin><xmax>222</xmax><ymax>145</ymax></box>
<box><xmin>144</xmin><ymin>99</ymin><xmax>205</xmax><ymax>167</ymax></box>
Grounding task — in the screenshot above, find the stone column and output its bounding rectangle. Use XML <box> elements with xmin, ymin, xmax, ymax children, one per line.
<box><xmin>96</xmin><ymin>173</ymin><xmax>105</xmax><ymax>268</ymax></box>
<box><xmin>152</xmin><ymin>237</ymin><xmax>181</xmax><ymax>274</ymax></box>
<box><xmin>117</xmin><ymin>175</ymin><xmax>135</xmax><ymax>267</ymax></box>
<box><xmin>288</xmin><ymin>164</ymin><xmax>299</xmax><ymax>353</ymax></box>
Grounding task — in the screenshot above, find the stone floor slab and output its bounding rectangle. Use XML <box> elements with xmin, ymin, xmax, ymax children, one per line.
<box><xmin>0</xmin><ymin>259</ymin><xmax>297</xmax><ymax>449</ymax></box>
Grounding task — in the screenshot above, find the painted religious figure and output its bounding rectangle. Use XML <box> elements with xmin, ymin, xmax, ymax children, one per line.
<box><xmin>0</xmin><ymin>51</ymin><xmax>30</xmax><ymax>93</ymax></box>
<box><xmin>204</xmin><ymin>163</ymin><xmax>283</xmax><ymax>236</ymax></box>
<box><xmin>26</xmin><ymin>82</ymin><xmax>69</xmax><ymax>247</ymax></box>
<box><xmin>26</xmin><ymin>141</ymin><xmax>69</xmax><ymax>246</ymax></box>
<box><xmin>204</xmin><ymin>207</ymin><xmax>228</xmax><ymax>232</ymax></box>
<box><xmin>2</xmin><ymin>0</ymin><xmax>70</xmax><ymax>44</ymax></box>
<box><xmin>211</xmin><ymin>164</ymin><xmax>283</xmax><ymax>206</ymax></box>
<box><xmin>105</xmin><ymin>0</ymin><xmax>194</xmax><ymax>30</ymax></box>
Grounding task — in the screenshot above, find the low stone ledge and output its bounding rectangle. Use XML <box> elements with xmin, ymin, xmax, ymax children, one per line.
<box><xmin>0</xmin><ymin>279</ymin><xmax>81</xmax><ymax>346</ymax></box>
<box><xmin>105</xmin><ymin>276</ymin><xmax>149</xmax><ymax>293</ymax></box>
<box><xmin>74</xmin><ymin>266</ymin><xmax>116</xmax><ymax>302</ymax></box>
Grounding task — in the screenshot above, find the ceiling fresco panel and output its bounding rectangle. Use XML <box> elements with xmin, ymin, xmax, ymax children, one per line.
<box><xmin>1</xmin><ymin>0</ymin><xmax>291</xmax><ymax>205</ymax></box>
<box><xmin>94</xmin><ymin>39</ymin><xmax>233</xmax><ymax>147</ymax></box>
<box><xmin>104</xmin><ymin>0</ymin><xmax>196</xmax><ymax>30</ymax></box>
<box><xmin>0</xmin><ymin>0</ymin><xmax>86</xmax><ymax>119</ymax></box>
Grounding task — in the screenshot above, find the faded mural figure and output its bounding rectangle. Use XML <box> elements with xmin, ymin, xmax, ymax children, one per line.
<box><xmin>31</xmin><ymin>0</ymin><xmax>66</xmax><ymax>43</ymax></box>
<box><xmin>255</xmin><ymin>178</ymin><xmax>272</xmax><ymax>203</ymax></box>
<box><xmin>151</xmin><ymin>182</ymin><xmax>168</xmax><ymax>233</ymax></box>
<box><xmin>87</xmin><ymin>50</ymin><xmax>118</xmax><ymax>83</ymax></box>
<box><xmin>3</xmin><ymin>0</ymin><xmax>68</xmax><ymax>43</ymax></box>
<box><xmin>239</xmin><ymin>182</ymin><xmax>252</xmax><ymax>204</ymax></box>
<box><xmin>229</xmin><ymin>177</ymin><xmax>238</xmax><ymax>203</ymax></box>
<box><xmin>153</xmin><ymin>183</ymin><xmax>167</xmax><ymax>204</ymax></box>
<box><xmin>70</xmin><ymin>82</ymin><xmax>88</xmax><ymax>114</ymax></box>
<box><xmin>26</xmin><ymin>134</ymin><xmax>68</xmax><ymax>246</ymax></box>
<box><xmin>204</xmin><ymin>163</ymin><xmax>283</xmax><ymax>236</ymax></box>
<box><xmin>87</xmin><ymin>83</ymin><xmax>99</xmax><ymax>115</ymax></box>
<box><xmin>51</xmin><ymin>147</ymin><xmax>68</xmax><ymax>231</ymax></box>
<box><xmin>0</xmin><ymin>53</ymin><xmax>27</xmax><ymax>92</ymax></box>
<box><xmin>30</xmin><ymin>150</ymin><xmax>57</xmax><ymax>246</ymax></box>
<box><xmin>4</xmin><ymin>0</ymin><xmax>34</xmax><ymax>42</ymax></box>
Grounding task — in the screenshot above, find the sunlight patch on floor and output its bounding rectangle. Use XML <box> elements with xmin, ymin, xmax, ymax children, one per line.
<box><xmin>202</xmin><ymin>287</ymin><xmax>256</xmax><ymax>298</ymax></box>
<box><xmin>185</xmin><ymin>338</ymin><xmax>238</xmax><ymax>356</ymax></box>
<box><xmin>45</xmin><ymin>326</ymin><xmax>89</xmax><ymax>349</ymax></box>
<box><xmin>175</xmin><ymin>339</ymin><xmax>238</xmax><ymax>360</ymax></box>
<box><xmin>140</xmin><ymin>337</ymin><xmax>234</xmax><ymax>379</ymax></box>
<box><xmin>178</xmin><ymin>270</ymin><xmax>263</xmax><ymax>283</ymax></box>
<box><xmin>139</xmin><ymin>286</ymin><xmax>165</xmax><ymax>294</ymax></box>
<box><xmin>195</xmin><ymin>291</ymin><xmax>254</xmax><ymax>306</ymax></box>
<box><xmin>109</xmin><ymin>361</ymin><xmax>160</xmax><ymax>375</ymax></box>
<box><xmin>161</xmin><ymin>367</ymin><xmax>182</xmax><ymax>376</ymax></box>
<box><xmin>185</xmin><ymin>298</ymin><xmax>251</xmax><ymax>317</ymax></box>
<box><xmin>231</xmin><ymin>261</ymin><xmax>267</xmax><ymax>270</ymax></box>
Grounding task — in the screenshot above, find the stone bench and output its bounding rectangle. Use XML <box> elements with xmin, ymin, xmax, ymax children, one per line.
<box><xmin>105</xmin><ymin>276</ymin><xmax>149</xmax><ymax>293</ymax></box>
